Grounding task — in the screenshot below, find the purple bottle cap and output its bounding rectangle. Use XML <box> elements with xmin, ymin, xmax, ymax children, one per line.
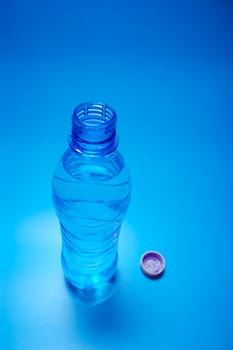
<box><xmin>140</xmin><ymin>251</ymin><xmax>166</xmax><ymax>278</ymax></box>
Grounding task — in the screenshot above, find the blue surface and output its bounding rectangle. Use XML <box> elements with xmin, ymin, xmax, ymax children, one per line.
<box><xmin>1</xmin><ymin>0</ymin><xmax>233</xmax><ymax>349</ymax></box>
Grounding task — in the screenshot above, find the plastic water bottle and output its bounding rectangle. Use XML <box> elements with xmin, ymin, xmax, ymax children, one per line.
<box><xmin>52</xmin><ymin>102</ymin><xmax>131</xmax><ymax>304</ymax></box>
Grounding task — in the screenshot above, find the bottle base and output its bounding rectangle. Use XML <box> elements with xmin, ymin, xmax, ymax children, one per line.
<box><xmin>65</xmin><ymin>273</ymin><xmax>117</xmax><ymax>306</ymax></box>
<box><xmin>61</xmin><ymin>251</ymin><xmax>118</xmax><ymax>305</ymax></box>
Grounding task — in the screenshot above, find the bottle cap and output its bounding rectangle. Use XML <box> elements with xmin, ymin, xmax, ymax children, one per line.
<box><xmin>140</xmin><ymin>251</ymin><xmax>166</xmax><ymax>278</ymax></box>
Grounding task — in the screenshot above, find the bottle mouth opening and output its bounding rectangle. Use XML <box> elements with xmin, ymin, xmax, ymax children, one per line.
<box><xmin>73</xmin><ymin>102</ymin><xmax>117</xmax><ymax>127</ymax></box>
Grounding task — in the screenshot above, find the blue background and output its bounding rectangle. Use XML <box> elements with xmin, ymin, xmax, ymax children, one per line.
<box><xmin>1</xmin><ymin>0</ymin><xmax>233</xmax><ymax>349</ymax></box>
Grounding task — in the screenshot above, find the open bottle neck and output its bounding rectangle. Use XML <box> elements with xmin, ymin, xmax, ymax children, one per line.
<box><xmin>69</xmin><ymin>102</ymin><xmax>119</xmax><ymax>155</ymax></box>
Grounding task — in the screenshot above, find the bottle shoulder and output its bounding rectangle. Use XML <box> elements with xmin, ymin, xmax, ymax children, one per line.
<box><xmin>53</xmin><ymin>148</ymin><xmax>130</xmax><ymax>184</ymax></box>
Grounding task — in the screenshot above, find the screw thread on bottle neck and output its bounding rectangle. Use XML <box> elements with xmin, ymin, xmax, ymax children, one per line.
<box><xmin>70</xmin><ymin>102</ymin><xmax>118</xmax><ymax>155</ymax></box>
